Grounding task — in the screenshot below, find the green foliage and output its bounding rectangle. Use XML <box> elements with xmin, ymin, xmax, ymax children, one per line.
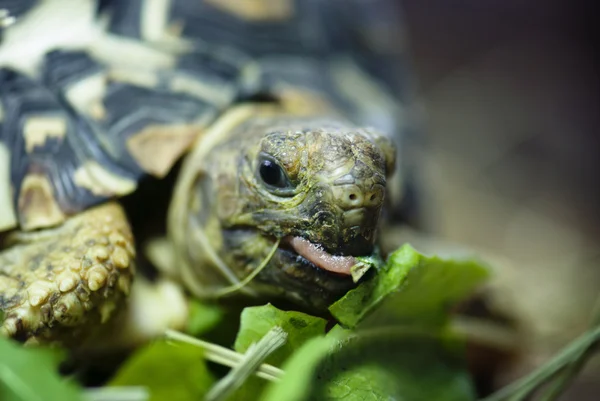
<box><xmin>108</xmin><ymin>341</ymin><xmax>215</xmax><ymax>401</ymax></box>
<box><xmin>258</xmin><ymin>244</ymin><xmax>490</xmax><ymax>401</ymax></box>
<box><xmin>262</xmin><ymin>328</ymin><xmax>475</xmax><ymax>401</ymax></box>
<box><xmin>261</xmin><ymin>335</ymin><xmax>339</xmax><ymax>401</ymax></box>
<box><xmin>233</xmin><ymin>303</ymin><xmax>327</xmax><ymax>365</ymax></box>
<box><xmin>185</xmin><ymin>300</ymin><xmax>224</xmax><ymax>337</ymax></box>
<box><xmin>351</xmin><ymin>252</ymin><xmax>385</xmax><ymax>282</ymax></box>
<box><xmin>0</xmin><ymin>337</ymin><xmax>82</xmax><ymax>401</ymax></box>
<box><xmin>229</xmin><ymin>304</ymin><xmax>327</xmax><ymax>400</ymax></box>
<box><xmin>330</xmin><ymin>244</ymin><xmax>490</xmax><ymax>328</ymax></box>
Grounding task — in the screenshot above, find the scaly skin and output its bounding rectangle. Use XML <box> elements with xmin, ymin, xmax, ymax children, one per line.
<box><xmin>169</xmin><ymin>105</ymin><xmax>395</xmax><ymax>311</ymax></box>
<box><xmin>0</xmin><ymin>203</ymin><xmax>135</xmax><ymax>345</ymax></box>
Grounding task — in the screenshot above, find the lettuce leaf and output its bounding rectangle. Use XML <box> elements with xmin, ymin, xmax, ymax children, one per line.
<box><xmin>329</xmin><ymin>244</ymin><xmax>490</xmax><ymax>328</ymax></box>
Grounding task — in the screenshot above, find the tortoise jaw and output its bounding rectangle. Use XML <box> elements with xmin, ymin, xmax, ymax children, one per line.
<box><xmin>272</xmin><ymin>240</ymin><xmax>358</xmax><ymax>310</ymax></box>
<box><xmin>281</xmin><ymin>236</ymin><xmax>356</xmax><ymax>276</ymax></box>
<box><xmin>218</xmin><ymin>227</ymin><xmax>358</xmax><ymax>309</ymax></box>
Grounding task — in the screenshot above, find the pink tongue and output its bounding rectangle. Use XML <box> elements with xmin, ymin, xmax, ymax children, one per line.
<box><xmin>287</xmin><ymin>236</ymin><xmax>356</xmax><ymax>275</ymax></box>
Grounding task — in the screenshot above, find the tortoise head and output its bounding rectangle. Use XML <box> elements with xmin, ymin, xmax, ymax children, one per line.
<box><xmin>169</xmin><ymin>107</ymin><xmax>396</xmax><ymax>311</ymax></box>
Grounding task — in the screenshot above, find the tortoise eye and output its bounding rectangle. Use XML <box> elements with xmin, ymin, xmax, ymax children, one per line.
<box><xmin>257</xmin><ymin>153</ymin><xmax>294</xmax><ymax>195</ymax></box>
<box><xmin>259</xmin><ymin>159</ymin><xmax>284</xmax><ymax>186</ymax></box>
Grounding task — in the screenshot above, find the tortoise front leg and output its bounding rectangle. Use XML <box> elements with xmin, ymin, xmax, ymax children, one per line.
<box><xmin>0</xmin><ymin>202</ymin><xmax>135</xmax><ymax>345</ymax></box>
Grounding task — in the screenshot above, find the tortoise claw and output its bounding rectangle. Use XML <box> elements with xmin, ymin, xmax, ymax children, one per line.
<box><xmin>0</xmin><ymin>202</ymin><xmax>135</xmax><ymax>345</ymax></box>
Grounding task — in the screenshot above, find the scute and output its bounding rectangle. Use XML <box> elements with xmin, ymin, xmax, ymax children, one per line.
<box><xmin>0</xmin><ymin>46</ymin><xmax>250</xmax><ymax>230</ymax></box>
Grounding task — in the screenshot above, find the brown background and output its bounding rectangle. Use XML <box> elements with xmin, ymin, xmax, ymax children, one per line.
<box><xmin>399</xmin><ymin>0</ymin><xmax>599</xmax><ymax>398</ymax></box>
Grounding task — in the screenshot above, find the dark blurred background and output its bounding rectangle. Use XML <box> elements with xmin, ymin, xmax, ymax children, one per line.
<box><xmin>398</xmin><ymin>0</ymin><xmax>599</xmax><ymax>399</ymax></box>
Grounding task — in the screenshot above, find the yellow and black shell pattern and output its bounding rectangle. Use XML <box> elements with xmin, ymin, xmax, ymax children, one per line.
<box><xmin>0</xmin><ymin>0</ymin><xmax>413</xmax><ymax>233</ymax></box>
<box><xmin>0</xmin><ymin>48</ymin><xmax>251</xmax><ymax>232</ymax></box>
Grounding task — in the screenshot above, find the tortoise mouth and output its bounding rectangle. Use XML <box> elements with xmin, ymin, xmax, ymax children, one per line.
<box><xmin>220</xmin><ymin>227</ymin><xmax>362</xmax><ymax>309</ymax></box>
<box><xmin>280</xmin><ymin>236</ymin><xmax>358</xmax><ymax>276</ymax></box>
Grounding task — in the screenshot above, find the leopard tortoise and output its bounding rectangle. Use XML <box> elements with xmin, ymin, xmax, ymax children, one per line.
<box><xmin>0</xmin><ymin>0</ymin><xmax>419</xmax><ymax>345</ymax></box>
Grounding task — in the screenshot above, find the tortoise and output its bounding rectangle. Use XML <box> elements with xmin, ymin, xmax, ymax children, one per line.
<box><xmin>0</xmin><ymin>0</ymin><xmax>418</xmax><ymax>345</ymax></box>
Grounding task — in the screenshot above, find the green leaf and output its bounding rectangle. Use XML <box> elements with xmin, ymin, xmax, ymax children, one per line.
<box><xmin>262</xmin><ymin>328</ymin><xmax>475</xmax><ymax>401</ymax></box>
<box><xmin>234</xmin><ymin>303</ymin><xmax>327</xmax><ymax>364</ymax></box>
<box><xmin>351</xmin><ymin>252</ymin><xmax>385</xmax><ymax>283</ymax></box>
<box><xmin>329</xmin><ymin>244</ymin><xmax>490</xmax><ymax>328</ymax></box>
<box><xmin>230</xmin><ymin>304</ymin><xmax>327</xmax><ymax>401</ymax></box>
<box><xmin>185</xmin><ymin>300</ymin><xmax>224</xmax><ymax>337</ymax></box>
<box><xmin>0</xmin><ymin>336</ymin><xmax>83</xmax><ymax>401</ymax></box>
<box><xmin>108</xmin><ymin>340</ymin><xmax>215</xmax><ymax>401</ymax></box>
<box><xmin>260</xmin><ymin>335</ymin><xmax>339</xmax><ymax>401</ymax></box>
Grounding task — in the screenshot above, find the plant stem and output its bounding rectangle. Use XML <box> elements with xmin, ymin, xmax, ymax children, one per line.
<box><xmin>537</xmin><ymin>344</ymin><xmax>597</xmax><ymax>401</ymax></box>
<box><xmin>538</xmin><ymin>294</ymin><xmax>600</xmax><ymax>401</ymax></box>
<box><xmin>165</xmin><ymin>329</ymin><xmax>285</xmax><ymax>381</ymax></box>
<box><xmin>205</xmin><ymin>326</ymin><xmax>287</xmax><ymax>401</ymax></box>
<box><xmin>215</xmin><ymin>239</ymin><xmax>280</xmax><ymax>297</ymax></box>
<box><xmin>480</xmin><ymin>325</ymin><xmax>600</xmax><ymax>401</ymax></box>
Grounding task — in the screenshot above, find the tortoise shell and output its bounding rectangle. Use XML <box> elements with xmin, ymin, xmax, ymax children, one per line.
<box><xmin>0</xmin><ymin>0</ymin><xmax>412</xmax><ymax>232</ymax></box>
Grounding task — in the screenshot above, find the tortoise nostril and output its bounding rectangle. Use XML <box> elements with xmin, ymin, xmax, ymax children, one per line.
<box><xmin>332</xmin><ymin>185</ymin><xmax>374</xmax><ymax>209</ymax></box>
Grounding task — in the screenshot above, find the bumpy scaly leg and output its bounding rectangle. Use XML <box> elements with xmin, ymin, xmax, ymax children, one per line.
<box><xmin>0</xmin><ymin>202</ymin><xmax>135</xmax><ymax>345</ymax></box>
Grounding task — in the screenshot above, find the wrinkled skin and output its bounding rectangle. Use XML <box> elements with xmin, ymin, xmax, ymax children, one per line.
<box><xmin>169</xmin><ymin>106</ymin><xmax>396</xmax><ymax>311</ymax></box>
